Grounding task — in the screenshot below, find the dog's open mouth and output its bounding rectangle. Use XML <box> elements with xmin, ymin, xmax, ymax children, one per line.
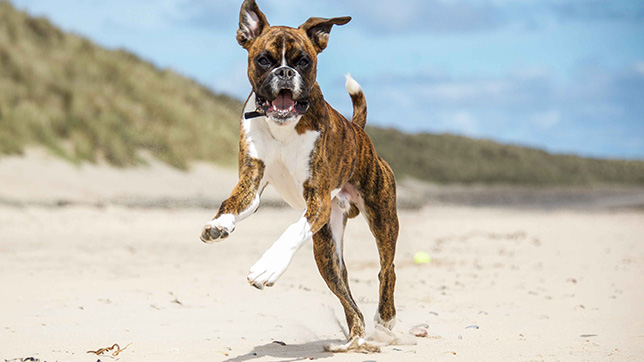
<box><xmin>257</xmin><ymin>90</ymin><xmax>309</xmax><ymax>123</ymax></box>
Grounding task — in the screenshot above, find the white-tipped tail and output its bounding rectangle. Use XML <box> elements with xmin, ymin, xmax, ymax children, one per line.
<box><xmin>345</xmin><ymin>74</ymin><xmax>362</xmax><ymax>95</ymax></box>
<box><xmin>345</xmin><ymin>74</ymin><xmax>367</xmax><ymax>128</ymax></box>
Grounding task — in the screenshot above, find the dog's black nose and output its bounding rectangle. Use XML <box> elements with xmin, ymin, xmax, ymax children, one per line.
<box><xmin>275</xmin><ymin>66</ymin><xmax>295</xmax><ymax>80</ymax></box>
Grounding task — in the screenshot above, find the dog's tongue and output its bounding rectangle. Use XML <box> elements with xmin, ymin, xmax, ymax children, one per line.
<box><xmin>272</xmin><ymin>90</ymin><xmax>295</xmax><ymax>111</ymax></box>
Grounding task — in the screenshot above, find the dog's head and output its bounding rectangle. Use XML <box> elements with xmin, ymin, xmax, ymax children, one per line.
<box><xmin>236</xmin><ymin>0</ymin><xmax>350</xmax><ymax>125</ymax></box>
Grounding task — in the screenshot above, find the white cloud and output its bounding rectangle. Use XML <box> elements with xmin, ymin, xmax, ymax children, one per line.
<box><xmin>634</xmin><ymin>62</ymin><xmax>644</xmax><ymax>76</ymax></box>
<box><xmin>418</xmin><ymin>80</ymin><xmax>511</xmax><ymax>102</ymax></box>
<box><xmin>345</xmin><ymin>0</ymin><xmax>503</xmax><ymax>33</ymax></box>
<box><xmin>531</xmin><ymin>110</ymin><xmax>560</xmax><ymax>130</ymax></box>
<box><xmin>511</xmin><ymin>66</ymin><xmax>552</xmax><ymax>80</ymax></box>
<box><xmin>440</xmin><ymin>111</ymin><xmax>479</xmax><ymax>135</ymax></box>
<box><xmin>210</xmin><ymin>63</ymin><xmax>250</xmax><ymax>99</ymax></box>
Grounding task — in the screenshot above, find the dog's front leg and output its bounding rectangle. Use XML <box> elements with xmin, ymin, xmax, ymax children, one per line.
<box><xmin>200</xmin><ymin>158</ymin><xmax>266</xmax><ymax>243</ymax></box>
<box><xmin>247</xmin><ymin>176</ymin><xmax>331</xmax><ymax>289</ymax></box>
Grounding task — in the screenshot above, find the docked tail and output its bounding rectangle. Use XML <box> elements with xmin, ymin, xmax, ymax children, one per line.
<box><xmin>345</xmin><ymin>74</ymin><xmax>367</xmax><ymax>129</ymax></box>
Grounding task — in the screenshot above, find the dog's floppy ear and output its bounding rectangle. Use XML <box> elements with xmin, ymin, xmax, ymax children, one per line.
<box><xmin>236</xmin><ymin>0</ymin><xmax>270</xmax><ymax>49</ymax></box>
<box><xmin>299</xmin><ymin>16</ymin><xmax>351</xmax><ymax>53</ymax></box>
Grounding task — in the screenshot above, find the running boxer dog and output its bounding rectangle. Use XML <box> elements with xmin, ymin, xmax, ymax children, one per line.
<box><xmin>200</xmin><ymin>0</ymin><xmax>398</xmax><ymax>352</ymax></box>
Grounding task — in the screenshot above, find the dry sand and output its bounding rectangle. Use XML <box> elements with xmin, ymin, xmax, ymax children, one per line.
<box><xmin>1</xmin><ymin>151</ymin><xmax>643</xmax><ymax>361</ymax></box>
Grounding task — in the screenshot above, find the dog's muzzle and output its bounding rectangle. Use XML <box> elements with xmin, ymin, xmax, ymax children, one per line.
<box><xmin>255</xmin><ymin>91</ymin><xmax>309</xmax><ymax>123</ymax></box>
<box><xmin>255</xmin><ymin>67</ymin><xmax>309</xmax><ymax>123</ymax></box>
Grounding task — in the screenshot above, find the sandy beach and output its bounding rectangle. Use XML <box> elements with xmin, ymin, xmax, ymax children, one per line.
<box><xmin>1</xmin><ymin>152</ymin><xmax>643</xmax><ymax>361</ymax></box>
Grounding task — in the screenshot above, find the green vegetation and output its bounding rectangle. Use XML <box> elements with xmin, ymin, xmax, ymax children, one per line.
<box><xmin>367</xmin><ymin>127</ymin><xmax>644</xmax><ymax>185</ymax></box>
<box><xmin>1</xmin><ymin>1</ymin><xmax>643</xmax><ymax>185</ymax></box>
<box><xmin>0</xmin><ymin>1</ymin><xmax>240</xmax><ymax>169</ymax></box>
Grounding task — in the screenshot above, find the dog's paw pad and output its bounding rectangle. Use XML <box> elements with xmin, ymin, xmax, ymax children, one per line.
<box><xmin>200</xmin><ymin>215</ymin><xmax>235</xmax><ymax>243</ymax></box>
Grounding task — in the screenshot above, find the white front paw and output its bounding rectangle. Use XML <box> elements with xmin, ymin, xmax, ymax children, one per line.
<box><xmin>200</xmin><ymin>214</ymin><xmax>235</xmax><ymax>243</ymax></box>
<box><xmin>247</xmin><ymin>247</ymin><xmax>293</xmax><ymax>289</ymax></box>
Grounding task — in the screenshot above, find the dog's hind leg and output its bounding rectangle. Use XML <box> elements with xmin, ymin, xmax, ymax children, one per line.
<box><xmin>314</xmin><ymin>199</ymin><xmax>380</xmax><ymax>353</ymax></box>
<box><xmin>360</xmin><ymin>162</ymin><xmax>399</xmax><ymax>330</ymax></box>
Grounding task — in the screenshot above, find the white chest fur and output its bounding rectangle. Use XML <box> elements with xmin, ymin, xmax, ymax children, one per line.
<box><xmin>242</xmin><ymin>93</ymin><xmax>320</xmax><ymax>210</ymax></box>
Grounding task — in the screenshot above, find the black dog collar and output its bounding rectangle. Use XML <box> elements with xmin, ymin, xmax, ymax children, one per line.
<box><xmin>244</xmin><ymin>111</ymin><xmax>264</xmax><ymax>119</ymax></box>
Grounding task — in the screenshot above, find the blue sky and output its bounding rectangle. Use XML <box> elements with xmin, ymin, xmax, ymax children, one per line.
<box><xmin>11</xmin><ymin>0</ymin><xmax>644</xmax><ymax>159</ymax></box>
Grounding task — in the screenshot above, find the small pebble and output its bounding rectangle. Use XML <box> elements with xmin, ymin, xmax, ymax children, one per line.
<box><xmin>409</xmin><ymin>327</ymin><xmax>428</xmax><ymax>337</ymax></box>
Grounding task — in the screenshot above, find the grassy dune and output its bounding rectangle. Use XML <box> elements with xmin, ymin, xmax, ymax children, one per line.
<box><xmin>0</xmin><ymin>1</ymin><xmax>240</xmax><ymax>169</ymax></box>
<box><xmin>1</xmin><ymin>1</ymin><xmax>643</xmax><ymax>185</ymax></box>
<box><xmin>367</xmin><ymin>127</ymin><xmax>644</xmax><ymax>185</ymax></box>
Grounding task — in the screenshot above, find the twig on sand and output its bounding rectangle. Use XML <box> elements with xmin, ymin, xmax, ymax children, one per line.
<box><xmin>87</xmin><ymin>343</ymin><xmax>132</xmax><ymax>356</ymax></box>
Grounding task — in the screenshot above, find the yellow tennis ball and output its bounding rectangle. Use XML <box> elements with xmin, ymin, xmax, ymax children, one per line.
<box><xmin>414</xmin><ymin>251</ymin><xmax>431</xmax><ymax>264</ymax></box>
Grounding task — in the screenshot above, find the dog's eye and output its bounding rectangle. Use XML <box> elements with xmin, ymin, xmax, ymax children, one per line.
<box><xmin>297</xmin><ymin>58</ymin><xmax>310</xmax><ymax>68</ymax></box>
<box><xmin>257</xmin><ymin>56</ymin><xmax>271</xmax><ymax>67</ymax></box>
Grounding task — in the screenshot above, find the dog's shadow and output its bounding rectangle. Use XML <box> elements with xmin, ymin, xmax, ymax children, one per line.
<box><xmin>224</xmin><ymin>339</ymin><xmax>340</xmax><ymax>362</ymax></box>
